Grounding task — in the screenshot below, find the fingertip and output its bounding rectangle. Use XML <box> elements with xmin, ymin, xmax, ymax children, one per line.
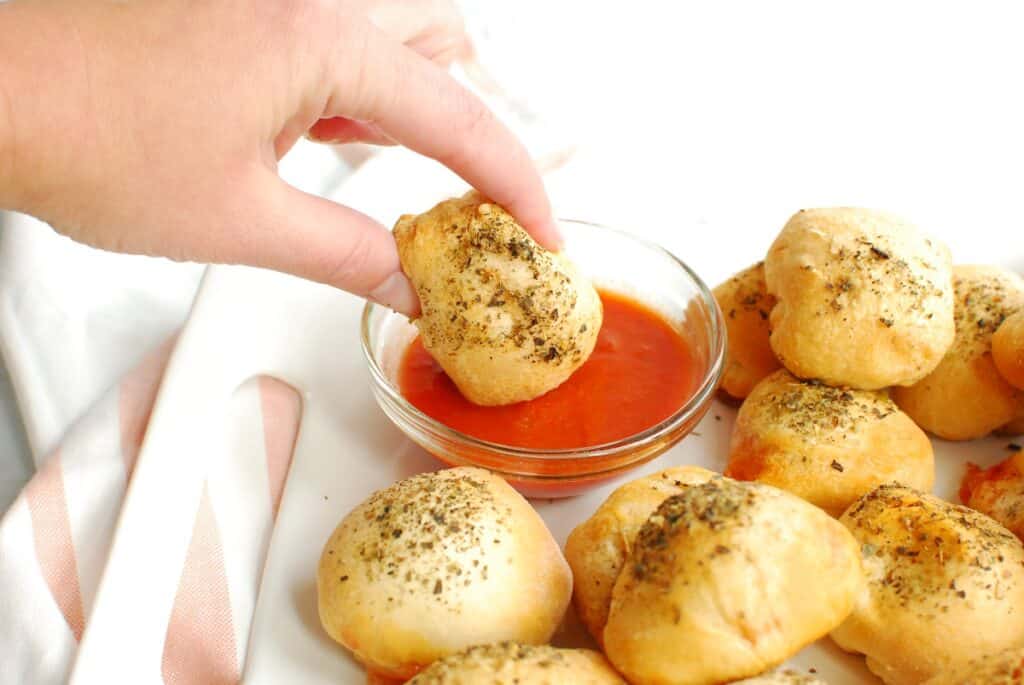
<box><xmin>533</xmin><ymin>216</ymin><xmax>564</xmax><ymax>252</ymax></box>
<box><xmin>368</xmin><ymin>271</ymin><xmax>421</xmax><ymax>317</ymax></box>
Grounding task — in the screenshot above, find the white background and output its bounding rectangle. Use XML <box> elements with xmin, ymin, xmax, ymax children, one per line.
<box><xmin>464</xmin><ymin>1</ymin><xmax>1024</xmax><ymax>275</ymax></box>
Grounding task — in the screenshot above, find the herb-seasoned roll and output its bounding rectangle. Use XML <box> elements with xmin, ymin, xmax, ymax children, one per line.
<box><xmin>765</xmin><ymin>208</ymin><xmax>954</xmax><ymax>390</ymax></box>
<box><xmin>892</xmin><ymin>265</ymin><xmax>1024</xmax><ymax>440</ymax></box>
<box><xmin>726</xmin><ymin>369</ymin><xmax>933</xmax><ymax>516</ymax></box>
<box><xmin>317</xmin><ymin>467</ymin><xmax>571</xmax><ymax>680</ymax></box>
<box><xmin>394</xmin><ymin>191</ymin><xmax>602</xmax><ymax>405</ymax></box>
<box><xmin>831</xmin><ymin>484</ymin><xmax>1024</xmax><ymax>684</ymax></box>
<box><xmin>603</xmin><ymin>478</ymin><xmax>863</xmax><ymax>685</ymax></box>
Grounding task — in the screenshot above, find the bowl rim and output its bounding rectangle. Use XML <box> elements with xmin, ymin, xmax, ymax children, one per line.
<box><xmin>359</xmin><ymin>218</ymin><xmax>727</xmax><ymax>462</ymax></box>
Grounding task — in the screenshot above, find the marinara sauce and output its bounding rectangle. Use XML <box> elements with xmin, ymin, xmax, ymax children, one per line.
<box><xmin>398</xmin><ymin>290</ymin><xmax>699</xmax><ymax>449</ymax></box>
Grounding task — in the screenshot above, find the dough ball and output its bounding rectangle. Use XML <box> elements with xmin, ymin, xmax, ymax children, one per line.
<box><xmin>765</xmin><ymin>208</ymin><xmax>954</xmax><ymax>389</ymax></box>
<box><xmin>317</xmin><ymin>467</ymin><xmax>571</xmax><ymax>679</ymax></box>
<box><xmin>892</xmin><ymin>265</ymin><xmax>1024</xmax><ymax>440</ymax></box>
<box><xmin>994</xmin><ymin>310</ymin><xmax>1024</xmax><ymax>389</ymax></box>
<box><xmin>394</xmin><ymin>191</ymin><xmax>602</xmax><ymax>405</ymax></box>
<box><xmin>714</xmin><ymin>262</ymin><xmax>782</xmax><ymax>399</ymax></box>
<box><xmin>831</xmin><ymin>484</ymin><xmax>1024</xmax><ymax>684</ymax></box>
<box><xmin>604</xmin><ymin>478</ymin><xmax>863</xmax><ymax>685</ymax></box>
<box><xmin>922</xmin><ymin>647</ymin><xmax>1024</xmax><ymax>685</ymax></box>
<box><xmin>726</xmin><ymin>369</ymin><xmax>933</xmax><ymax>516</ymax></box>
<box><xmin>564</xmin><ymin>466</ymin><xmax>716</xmax><ymax>644</ymax></box>
<box><xmin>406</xmin><ymin>642</ymin><xmax>625</xmax><ymax>684</ymax></box>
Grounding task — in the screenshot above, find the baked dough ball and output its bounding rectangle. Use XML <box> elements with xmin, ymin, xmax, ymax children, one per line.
<box><xmin>764</xmin><ymin>208</ymin><xmax>954</xmax><ymax>390</ymax></box>
<box><xmin>960</xmin><ymin>451</ymin><xmax>1024</xmax><ymax>541</ymax></box>
<box><xmin>564</xmin><ymin>466</ymin><xmax>716</xmax><ymax>644</ymax></box>
<box><xmin>714</xmin><ymin>262</ymin><xmax>782</xmax><ymax>399</ymax></box>
<box><xmin>406</xmin><ymin>642</ymin><xmax>625</xmax><ymax>684</ymax></box>
<box><xmin>735</xmin><ymin>671</ymin><xmax>828</xmax><ymax>685</ymax></box>
<box><xmin>317</xmin><ymin>467</ymin><xmax>571</xmax><ymax>679</ymax></box>
<box><xmin>394</xmin><ymin>191</ymin><xmax>602</xmax><ymax>405</ymax></box>
<box><xmin>892</xmin><ymin>265</ymin><xmax>1024</xmax><ymax>440</ymax></box>
<box><xmin>603</xmin><ymin>478</ymin><xmax>863</xmax><ymax>685</ymax></box>
<box><xmin>1000</xmin><ymin>411</ymin><xmax>1024</xmax><ymax>436</ymax></box>
<box><xmin>922</xmin><ymin>647</ymin><xmax>1024</xmax><ymax>685</ymax></box>
<box><xmin>994</xmin><ymin>310</ymin><xmax>1024</xmax><ymax>389</ymax></box>
<box><xmin>831</xmin><ymin>484</ymin><xmax>1024</xmax><ymax>685</ymax></box>
<box><xmin>726</xmin><ymin>369</ymin><xmax>933</xmax><ymax>516</ymax></box>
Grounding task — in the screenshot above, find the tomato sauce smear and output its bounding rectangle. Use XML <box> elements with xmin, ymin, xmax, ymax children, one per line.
<box><xmin>398</xmin><ymin>290</ymin><xmax>700</xmax><ymax>450</ymax></box>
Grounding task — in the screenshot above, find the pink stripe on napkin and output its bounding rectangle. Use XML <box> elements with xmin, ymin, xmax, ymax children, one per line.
<box><xmin>162</xmin><ymin>485</ymin><xmax>240</xmax><ymax>685</ymax></box>
<box><xmin>119</xmin><ymin>337</ymin><xmax>176</xmax><ymax>475</ymax></box>
<box><xmin>23</xmin><ymin>451</ymin><xmax>86</xmax><ymax>641</ymax></box>
<box><xmin>258</xmin><ymin>377</ymin><xmax>301</xmax><ymax>517</ymax></box>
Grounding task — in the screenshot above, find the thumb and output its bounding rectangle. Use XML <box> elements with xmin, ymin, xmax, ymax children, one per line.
<box><xmin>230</xmin><ymin>176</ymin><xmax>419</xmax><ymax>315</ymax></box>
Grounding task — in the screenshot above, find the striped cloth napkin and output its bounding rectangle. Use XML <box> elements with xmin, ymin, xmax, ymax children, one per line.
<box><xmin>0</xmin><ymin>338</ymin><xmax>303</xmax><ymax>685</ymax></box>
<box><xmin>0</xmin><ymin>133</ymin><xmax>346</xmax><ymax>684</ymax></box>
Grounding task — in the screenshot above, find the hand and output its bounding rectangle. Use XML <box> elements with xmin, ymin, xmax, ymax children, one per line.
<box><xmin>0</xmin><ymin>0</ymin><xmax>559</xmax><ymax>314</ymax></box>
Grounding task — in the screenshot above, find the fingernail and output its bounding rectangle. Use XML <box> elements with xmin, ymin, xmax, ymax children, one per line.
<box><xmin>368</xmin><ymin>272</ymin><xmax>421</xmax><ymax>317</ymax></box>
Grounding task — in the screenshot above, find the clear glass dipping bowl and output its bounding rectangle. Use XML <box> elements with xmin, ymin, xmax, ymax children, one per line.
<box><xmin>361</xmin><ymin>220</ymin><xmax>726</xmax><ymax>497</ymax></box>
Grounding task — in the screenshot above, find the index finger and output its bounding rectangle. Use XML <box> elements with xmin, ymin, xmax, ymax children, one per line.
<box><xmin>325</xmin><ymin>21</ymin><xmax>561</xmax><ymax>250</ymax></box>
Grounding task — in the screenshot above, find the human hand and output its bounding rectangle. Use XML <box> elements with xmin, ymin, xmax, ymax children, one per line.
<box><xmin>0</xmin><ymin>0</ymin><xmax>559</xmax><ymax>314</ymax></box>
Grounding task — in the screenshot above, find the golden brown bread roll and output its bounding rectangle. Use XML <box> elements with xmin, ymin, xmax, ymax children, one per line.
<box><xmin>921</xmin><ymin>646</ymin><xmax>1024</xmax><ymax>685</ymax></box>
<box><xmin>713</xmin><ymin>262</ymin><xmax>782</xmax><ymax>399</ymax></box>
<box><xmin>960</xmin><ymin>452</ymin><xmax>1024</xmax><ymax>541</ymax></box>
<box><xmin>1000</xmin><ymin>412</ymin><xmax>1024</xmax><ymax>436</ymax></box>
<box><xmin>603</xmin><ymin>477</ymin><xmax>863</xmax><ymax>685</ymax></box>
<box><xmin>764</xmin><ymin>208</ymin><xmax>954</xmax><ymax>390</ymax></box>
<box><xmin>406</xmin><ymin>642</ymin><xmax>626</xmax><ymax>684</ymax></box>
<box><xmin>892</xmin><ymin>265</ymin><xmax>1024</xmax><ymax>440</ymax></box>
<box><xmin>564</xmin><ymin>466</ymin><xmax>716</xmax><ymax>644</ymax></box>
<box><xmin>831</xmin><ymin>484</ymin><xmax>1024</xmax><ymax>684</ymax></box>
<box><xmin>734</xmin><ymin>671</ymin><xmax>828</xmax><ymax>684</ymax></box>
<box><xmin>394</xmin><ymin>191</ymin><xmax>602</xmax><ymax>405</ymax></box>
<box><xmin>726</xmin><ymin>369</ymin><xmax>933</xmax><ymax>516</ymax></box>
<box><xmin>317</xmin><ymin>467</ymin><xmax>572</xmax><ymax>680</ymax></box>
<box><xmin>994</xmin><ymin>310</ymin><xmax>1024</xmax><ymax>389</ymax></box>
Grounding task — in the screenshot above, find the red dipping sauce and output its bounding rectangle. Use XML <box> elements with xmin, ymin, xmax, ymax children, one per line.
<box><xmin>398</xmin><ymin>291</ymin><xmax>700</xmax><ymax>449</ymax></box>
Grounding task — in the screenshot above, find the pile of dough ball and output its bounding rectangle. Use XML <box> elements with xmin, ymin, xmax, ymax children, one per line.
<box><xmin>568</xmin><ymin>469</ymin><xmax>862</xmax><ymax>684</ymax></box>
<box><xmin>708</xmin><ymin>207</ymin><xmax>1024</xmax><ymax>682</ymax></box>
<box><xmin>394</xmin><ymin>191</ymin><xmax>603</xmax><ymax>406</ymax></box>
<box><xmin>715</xmin><ymin>208</ymin><xmax>1024</xmax><ymax>522</ymax></box>
<box><xmin>319</xmin><ymin>465</ymin><xmax>837</xmax><ymax>684</ymax></box>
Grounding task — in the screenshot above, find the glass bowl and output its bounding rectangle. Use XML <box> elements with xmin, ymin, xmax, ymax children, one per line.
<box><xmin>361</xmin><ymin>219</ymin><xmax>726</xmax><ymax>498</ymax></box>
